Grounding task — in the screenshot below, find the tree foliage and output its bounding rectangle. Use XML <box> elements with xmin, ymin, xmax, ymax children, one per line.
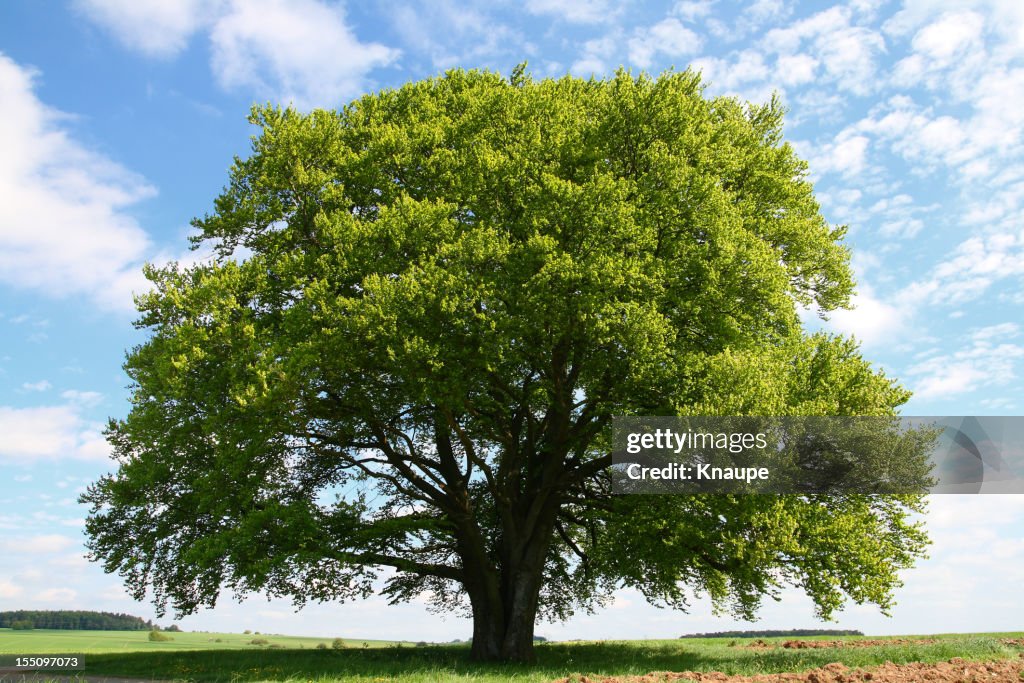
<box><xmin>82</xmin><ymin>67</ymin><xmax>928</xmax><ymax>662</ymax></box>
<box><xmin>0</xmin><ymin>610</ymin><xmax>153</xmax><ymax>631</ymax></box>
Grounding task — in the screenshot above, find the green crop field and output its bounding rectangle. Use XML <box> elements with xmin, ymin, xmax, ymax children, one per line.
<box><xmin>0</xmin><ymin>628</ymin><xmax>408</xmax><ymax>655</ymax></box>
<box><xmin>1</xmin><ymin>629</ymin><xmax>1023</xmax><ymax>682</ymax></box>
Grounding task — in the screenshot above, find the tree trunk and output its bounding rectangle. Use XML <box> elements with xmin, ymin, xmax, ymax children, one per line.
<box><xmin>499</xmin><ymin>568</ymin><xmax>544</xmax><ymax>661</ymax></box>
<box><xmin>464</xmin><ymin>502</ymin><xmax>557</xmax><ymax>663</ymax></box>
<box><xmin>469</xmin><ymin>590</ymin><xmax>505</xmax><ymax>661</ymax></box>
<box><xmin>468</xmin><ymin>566</ymin><xmax>543</xmax><ymax>663</ymax></box>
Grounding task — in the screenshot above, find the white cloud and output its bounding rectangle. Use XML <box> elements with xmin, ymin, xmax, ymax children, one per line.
<box><xmin>78</xmin><ymin>0</ymin><xmax>398</xmax><ymax>110</ymax></box>
<box><xmin>970</xmin><ymin>322</ymin><xmax>1019</xmax><ymax>342</ymax></box>
<box><xmin>691</xmin><ymin>50</ymin><xmax>775</xmax><ymax>103</ymax></box>
<box><xmin>812</xmin><ymin>26</ymin><xmax>886</xmax><ymax>96</ymax></box>
<box><xmin>257</xmin><ymin>609</ymin><xmax>290</xmax><ymax>619</ymax></box>
<box><xmin>798</xmin><ymin>131</ymin><xmax>870</xmax><ymax>178</ymax></box>
<box><xmin>99</xmin><ymin>585</ymin><xmax>131</xmax><ymax>602</ymax></box>
<box><xmin>570</xmin><ymin>55</ymin><xmax>607</xmax><ymax>75</ymax></box>
<box><xmin>980</xmin><ymin>397</ymin><xmax>1017</xmax><ymax>410</ymax></box>
<box><xmin>525</xmin><ymin>0</ymin><xmax>615</xmax><ymax>24</ymax></box>
<box><xmin>571</xmin><ymin>33</ymin><xmax>620</xmax><ymax>75</ymax></box>
<box><xmin>0</xmin><ymin>579</ymin><xmax>23</xmax><ymax>599</ymax></box>
<box><xmin>746</xmin><ymin>0</ymin><xmax>787</xmax><ymax>23</ymax></box>
<box><xmin>926</xmin><ymin>494</ymin><xmax>1024</xmax><ymax>532</ymax></box>
<box><xmin>914</xmin><ymin>230</ymin><xmax>1024</xmax><ymax>304</ymax></box>
<box><xmin>78</xmin><ymin>428</ymin><xmax>114</xmax><ymax>461</ymax></box>
<box><xmin>692</xmin><ymin>9</ymin><xmax>884</xmax><ymax>113</ymax></box>
<box><xmin>36</xmin><ymin>587</ymin><xmax>78</xmax><ymax>603</ymax></box>
<box><xmin>888</xmin><ymin>10</ymin><xmax>991</xmax><ymax>96</ymax></box>
<box><xmin>774</xmin><ymin>53</ymin><xmax>818</xmax><ymax>86</ymax></box>
<box><xmin>762</xmin><ymin>6</ymin><xmax>885</xmax><ymax>95</ymax></box>
<box><xmin>822</xmin><ymin>287</ymin><xmax>906</xmax><ymax>348</ymax></box>
<box><xmin>0</xmin><ymin>404</ymin><xmax>111</xmax><ymax>463</ymax></box>
<box><xmin>74</xmin><ymin>0</ymin><xmax>217</xmax><ymax>58</ymax></box>
<box><xmin>970</xmin><ymin>67</ymin><xmax>1024</xmax><ymax>153</ymax></box>
<box><xmin>673</xmin><ymin>0</ymin><xmax>716</xmax><ymax>22</ymax></box>
<box><xmin>22</xmin><ymin>380</ymin><xmax>52</xmax><ymax>392</ymax></box>
<box><xmin>906</xmin><ymin>327</ymin><xmax>1024</xmax><ymax>400</ymax></box>
<box><xmin>629</xmin><ymin>18</ymin><xmax>703</xmax><ymax>69</ymax></box>
<box><xmin>870</xmin><ymin>194</ymin><xmax>911</xmax><ymax>213</ymax></box>
<box><xmin>0</xmin><ymin>54</ymin><xmax>156</xmax><ymax>311</ymax></box>
<box><xmin>874</xmin><ymin>5</ymin><xmax>1024</xmax><ymax>198</ymax></box>
<box><xmin>853</xmin><ymin>98</ymin><xmax>974</xmax><ymax>170</ymax></box>
<box><xmin>911</xmin><ymin>10</ymin><xmax>985</xmax><ymax>61</ymax></box>
<box><xmin>878</xmin><ymin>217</ymin><xmax>923</xmax><ymax>238</ymax></box>
<box><xmin>688</xmin><ymin>0</ymin><xmax>789</xmax><ymax>43</ymax></box>
<box><xmin>791</xmin><ymin>88</ymin><xmax>846</xmax><ymax>124</ymax></box>
<box><xmin>50</xmin><ymin>553</ymin><xmax>91</xmax><ymax>569</ymax></box>
<box><xmin>4</xmin><ymin>534</ymin><xmax>78</xmax><ymax>554</ymax></box>
<box><xmin>209</xmin><ymin>0</ymin><xmax>398</xmax><ymax>110</ymax></box>
<box><xmin>884</xmin><ymin>0</ymin><xmax>1023</xmax><ymax>51</ymax></box>
<box><xmin>61</xmin><ymin>389</ymin><xmax>105</xmax><ymax>407</ymax></box>
<box><xmin>391</xmin><ymin>1</ymin><xmax>522</xmax><ymax>71</ymax></box>
<box><xmin>811</xmin><ymin>60</ymin><xmax>1022</xmax><ymax>213</ymax></box>
<box><xmin>763</xmin><ymin>7</ymin><xmax>848</xmax><ymax>53</ymax></box>
<box><xmin>866</xmin><ymin>192</ymin><xmax>938</xmax><ymax>239</ymax></box>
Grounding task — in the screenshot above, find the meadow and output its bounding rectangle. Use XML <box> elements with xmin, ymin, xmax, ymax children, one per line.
<box><xmin>0</xmin><ymin>629</ymin><xmax>403</xmax><ymax>654</ymax></box>
<box><xmin>0</xmin><ymin>629</ymin><xmax>1022</xmax><ymax>682</ymax></box>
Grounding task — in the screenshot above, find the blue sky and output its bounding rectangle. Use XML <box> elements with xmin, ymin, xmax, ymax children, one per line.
<box><xmin>1</xmin><ymin>0</ymin><xmax>1022</xmax><ymax>640</ymax></box>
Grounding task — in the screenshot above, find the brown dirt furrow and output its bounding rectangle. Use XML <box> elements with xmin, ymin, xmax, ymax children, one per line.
<box><xmin>745</xmin><ymin>639</ymin><xmax>937</xmax><ymax>650</ymax></box>
<box><xmin>553</xmin><ymin>656</ymin><xmax>1024</xmax><ymax>683</ymax></box>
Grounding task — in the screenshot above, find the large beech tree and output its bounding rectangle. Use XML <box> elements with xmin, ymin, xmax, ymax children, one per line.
<box><xmin>82</xmin><ymin>68</ymin><xmax>929</xmax><ymax>663</ymax></box>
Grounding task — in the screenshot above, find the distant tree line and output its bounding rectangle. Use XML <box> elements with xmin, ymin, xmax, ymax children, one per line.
<box><xmin>0</xmin><ymin>610</ymin><xmax>153</xmax><ymax>630</ymax></box>
<box><xmin>679</xmin><ymin>629</ymin><xmax>864</xmax><ymax>639</ymax></box>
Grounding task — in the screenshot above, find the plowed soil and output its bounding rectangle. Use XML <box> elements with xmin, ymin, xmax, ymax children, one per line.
<box><xmin>553</xmin><ymin>656</ymin><xmax>1024</xmax><ymax>683</ymax></box>
<box><xmin>745</xmin><ymin>639</ymin><xmax>937</xmax><ymax>650</ymax></box>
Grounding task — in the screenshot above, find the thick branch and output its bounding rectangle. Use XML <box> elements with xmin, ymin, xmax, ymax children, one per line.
<box><xmin>345</xmin><ymin>551</ymin><xmax>463</xmax><ymax>581</ymax></box>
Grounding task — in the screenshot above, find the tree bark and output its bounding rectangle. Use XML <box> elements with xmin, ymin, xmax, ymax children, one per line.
<box><xmin>467</xmin><ymin>564</ymin><xmax>545</xmax><ymax>663</ymax></box>
<box><xmin>464</xmin><ymin>498</ymin><xmax>558</xmax><ymax>662</ymax></box>
<box><xmin>469</xmin><ymin>589</ymin><xmax>505</xmax><ymax>661</ymax></box>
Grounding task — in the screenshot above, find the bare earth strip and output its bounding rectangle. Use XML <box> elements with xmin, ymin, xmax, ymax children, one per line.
<box><xmin>744</xmin><ymin>639</ymin><xmax>939</xmax><ymax>650</ymax></box>
<box><xmin>553</xmin><ymin>657</ymin><xmax>1024</xmax><ymax>683</ymax></box>
<box><xmin>743</xmin><ymin>637</ymin><xmax>1024</xmax><ymax>650</ymax></box>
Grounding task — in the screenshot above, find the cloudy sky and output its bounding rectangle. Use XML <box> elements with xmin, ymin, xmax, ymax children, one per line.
<box><xmin>1</xmin><ymin>0</ymin><xmax>1023</xmax><ymax>640</ymax></box>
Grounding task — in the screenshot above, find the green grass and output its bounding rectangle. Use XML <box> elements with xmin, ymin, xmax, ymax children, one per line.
<box><xmin>0</xmin><ymin>630</ymin><xmax>1021</xmax><ymax>682</ymax></box>
<box><xmin>0</xmin><ymin>629</ymin><xmax>404</xmax><ymax>654</ymax></box>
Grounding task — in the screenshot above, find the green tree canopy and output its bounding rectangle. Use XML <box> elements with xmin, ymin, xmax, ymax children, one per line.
<box><xmin>82</xmin><ymin>67</ymin><xmax>928</xmax><ymax>663</ymax></box>
<box><xmin>0</xmin><ymin>610</ymin><xmax>153</xmax><ymax>631</ymax></box>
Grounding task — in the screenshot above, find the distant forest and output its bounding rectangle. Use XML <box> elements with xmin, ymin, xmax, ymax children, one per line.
<box><xmin>679</xmin><ymin>629</ymin><xmax>865</xmax><ymax>639</ymax></box>
<box><xmin>0</xmin><ymin>610</ymin><xmax>153</xmax><ymax>630</ymax></box>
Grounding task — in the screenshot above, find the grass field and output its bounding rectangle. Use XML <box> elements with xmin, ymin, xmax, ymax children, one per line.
<box><xmin>0</xmin><ymin>629</ymin><xmax>1021</xmax><ymax>682</ymax></box>
<box><xmin>0</xmin><ymin>629</ymin><xmax>406</xmax><ymax>654</ymax></box>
